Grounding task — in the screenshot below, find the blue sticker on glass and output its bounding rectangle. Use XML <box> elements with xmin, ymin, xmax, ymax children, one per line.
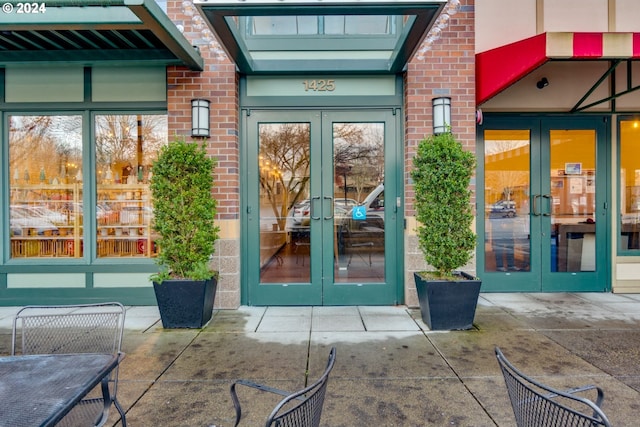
<box><xmin>352</xmin><ymin>205</ymin><xmax>366</xmax><ymax>220</ymax></box>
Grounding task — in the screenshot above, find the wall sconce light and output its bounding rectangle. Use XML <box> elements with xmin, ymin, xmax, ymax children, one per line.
<box><xmin>191</xmin><ymin>99</ymin><xmax>210</xmax><ymax>138</ymax></box>
<box><xmin>536</xmin><ymin>77</ymin><xmax>549</xmax><ymax>89</ymax></box>
<box><xmin>432</xmin><ymin>97</ymin><xmax>451</xmax><ymax>135</ymax></box>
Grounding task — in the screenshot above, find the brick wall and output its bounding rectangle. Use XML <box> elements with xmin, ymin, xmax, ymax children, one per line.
<box><xmin>166</xmin><ymin>1</ymin><xmax>241</xmax><ymax>308</ymax></box>
<box><xmin>404</xmin><ymin>0</ymin><xmax>477</xmax><ymax>307</ymax></box>
<box><xmin>405</xmin><ymin>0</ymin><xmax>476</xmax><ymax>215</ymax></box>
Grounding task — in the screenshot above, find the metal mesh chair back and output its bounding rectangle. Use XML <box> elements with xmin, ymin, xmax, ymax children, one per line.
<box><xmin>495</xmin><ymin>347</ymin><xmax>611</xmax><ymax>427</ymax></box>
<box><xmin>267</xmin><ymin>348</ymin><xmax>336</xmax><ymax>427</ymax></box>
<box><xmin>231</xmin><ymin>347</ymin><xmax>336</xmax><ymax>427</ymax></box>
<box><xmin>11</xmin><ymin>303</ymin><xmax>127</xmax><ymax>427</ymax></box>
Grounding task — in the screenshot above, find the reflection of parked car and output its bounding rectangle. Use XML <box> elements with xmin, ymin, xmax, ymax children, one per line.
<box><xmin>291</xmin><ymin>199</ymin><xmax>310</xmax><ymax>225</ymax></box>
<box><xmin>489</xmin><ymin>200</ymin><xmax>516</xmax><ymax>217</ymax></box>
<box><xmin>12</xmin><ymin>205</ymin><xmax>67</xmax><ymax>225</ymax></box>
<box><xmin>336</xmin><ymin>184</ymin><xmax>385</xmax><ymax>255</ymax></box>
<box><xmin>291</xmin><ymin>185</ymin><xmax>385</xmax><ymax>226</ymax></box>
<box><xmin>334</xmin><ymin>198</ymin><xmax>358</xmax><ymax>209</ymax></box>
<box><xmin>10</xmin><ymin>205</ymin><xmax>59</xmax><ymax>236</ymax></box>
<box><xmin>120</xmin><ymin>205</ymin><xmax>153</xmax><ymax>225</ymax></box>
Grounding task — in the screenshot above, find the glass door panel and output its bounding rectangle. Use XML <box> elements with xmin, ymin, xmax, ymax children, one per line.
<box><xmin>548</xmin><ymin>130</ymin><xmax>596</xmax><ymax>273</ymax></box>
<box><xmin>484</xmin><ymin>130</ymin><xmax>532</xmax><ymax>274</ymax></box>
<box><xmin>480</xmin><ymin>117</ymin><xmax>608</xmax><ymax>292</ymax></box>
<box><xmin>246</xmin><ymin>110</ymin><xmax>398</xmax><ymax>305</ymax></box>
<box><xmin>257</xmin><ymin>123</ymin><xmax>311</xmax><ymax>284</ymax></box>
<box><xmin>333</xmin><ymin>122</ymin><xmax>385</xmax><ymax>283</ymax></box>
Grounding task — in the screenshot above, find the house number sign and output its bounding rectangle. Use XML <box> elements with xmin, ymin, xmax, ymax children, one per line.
<box><xmin>246</xmin><ymin>76</ymin><xmax>395</xmax><ymax>97</ymax></box>
<box><xmin>302</xmin><ymin>79</ymin><xmax>336</xmax><ymax>92</ymax></box>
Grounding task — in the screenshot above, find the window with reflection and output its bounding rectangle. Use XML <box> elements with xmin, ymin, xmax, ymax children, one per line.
<box><xmin>7</xmin><ymin>114</ymin><xmax>167</xmax><ymax>260</ymax></box>
<box><xmin>549</xmin><ymin>130</ymin><xmax>597</xmax><ymax>272</ymax></box>
<box><xmin>484</xmin><ymin>130</ymin><xmax>531</xmax><ymax>272</ymax></box>
<box><xmin>333</xmin><ymin>122</ymin><xmax>385</xmax><ymax>283</ymax></box>
<box><xmin>9</xmin><ymin>115</ymin><xmax>84</xmax><ymax>258</ymax></box>
<box><xmin>95</xmin><ymin>115</ymin><xmax>167</xmax><ymax>258</ymax></box>
<box><xmin>258</xmin><ymin>123</ymin><xmax>311</xmax><ymax>283</ymax></box>
<box><xmin>620</xmin><ymin>119</ymin><xmax>640</xmax><ymax>251</ymax></box>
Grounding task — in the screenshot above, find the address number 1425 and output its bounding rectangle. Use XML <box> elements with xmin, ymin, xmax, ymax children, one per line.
<box><xmin>302</xmin><ymin>80</ymin><xmax>336</xmax><ymax>92</ymax></box>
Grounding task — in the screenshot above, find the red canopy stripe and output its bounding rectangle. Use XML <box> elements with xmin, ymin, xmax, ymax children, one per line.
<box><xmin>634</xmin><ymin>33</ymin><xmax>640</xmax><ymax>57</ymax></box>
<box><xmin>573</xmin><ymin>33</ymin><xmax>603</xmax><ymax>58</ymax></box>
<box><xmin>476</xmin><ymin>32</ymin><xmax>640</xmax><ymax>105</ymax></box>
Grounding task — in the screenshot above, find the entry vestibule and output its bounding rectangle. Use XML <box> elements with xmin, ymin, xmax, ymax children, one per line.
<box><xmin>244</xmin><ymin>110</ymin><xmax>400</xmax><ymax>306</ymax></box>
<box><xmin>240</xmin><ymin>76</ymin><xmax>405</xmax><ymax>306</ymax></box>
<box><xmin>478</xmin><ymin>116</ymin><xmax>610</xmax><ymax>292</ymax></box>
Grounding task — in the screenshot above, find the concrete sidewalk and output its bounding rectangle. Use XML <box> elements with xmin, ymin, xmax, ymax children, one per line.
<box><xmin>2</xmin><ymin>292</ymin><xmax>640</xmax><ymax>426</ymax></box>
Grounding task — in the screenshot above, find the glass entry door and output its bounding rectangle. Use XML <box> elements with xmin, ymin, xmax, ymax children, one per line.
<box><xmin>245</xmin><ymin>110</ymin><xmax>399</xmax><ymax>305</ymax></box>
<box><xmin>480</xmin><ymin>117</ymin><xmax>609</xmax><ymax>292</ymax></box>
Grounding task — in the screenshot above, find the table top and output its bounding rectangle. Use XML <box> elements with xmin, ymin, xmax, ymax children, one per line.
<box><xmin>0</xmin><ymin>353</ymin><xmax>120</xmax><ymax>427</ymax></box>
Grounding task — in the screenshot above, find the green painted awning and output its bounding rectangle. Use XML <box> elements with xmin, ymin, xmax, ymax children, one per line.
<box><xmin>194</xmin><ymin>0</ymin><xmax>445</xmax><ymax>74</ymax></box>
<box><xmin>0</xmin><ymin>0</ymin><xmax>203</xmax><ymax>71</ymax></box>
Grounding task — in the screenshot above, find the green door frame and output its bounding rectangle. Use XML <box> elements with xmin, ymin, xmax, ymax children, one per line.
<box><xmin>477</xmin><ymin>115</ymin><xmax>610</xmax><ymax>292</ymax></box>
<box><xmin>241</xmin><ymin>109</ymin><xmax>403</xmax><ymax>306</ymax></box>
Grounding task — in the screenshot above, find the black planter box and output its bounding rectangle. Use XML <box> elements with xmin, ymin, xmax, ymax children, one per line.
<box><xmin>414</xmin><ymin>272</ymin><xmax>481</xmax><ymax>331</ymax></box>
<box><xmin>153</xmin><ymin>278</ymin><xmax>217</xmax><ymax>328</ymax></box>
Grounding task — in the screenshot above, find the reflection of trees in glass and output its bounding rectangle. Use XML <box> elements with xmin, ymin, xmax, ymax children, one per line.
<box><xmin>334</xmin><ymin>123</ymin><xmax>384</xmax><ymax>202</ymax></box>
<box><xmin>95</xmin><ymin>115</ymin><xmax>167</xmax><ymax>170</ymax></box>
<box><xmin>485</xmin><ymin>139</ymin><xmax>529</xmax><ymax>207</ymax></box>
<box><xmin>259</xmin><ymin>124</ymin><xmax>310</xmax><ymax>230</ymax></box>
<box><xmin>9</xmin><ymin>116</ymin><xmax>82</xmax><ymax>184</ymax></box>
<box><xmin>258</xmin><ymin>122</ymin><xmax>384</xmax><ymax>230</ymax></box>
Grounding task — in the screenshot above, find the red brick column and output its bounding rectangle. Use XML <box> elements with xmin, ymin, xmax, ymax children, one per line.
<box><xmin>166</xmin><ymin>1</ymin><xmax>241</xmax><ymax>308</ymax></box>
<box><xmin>404</xmin><ymin>0</ymin><xmax>476</xmax><ymax>306</ymax></box>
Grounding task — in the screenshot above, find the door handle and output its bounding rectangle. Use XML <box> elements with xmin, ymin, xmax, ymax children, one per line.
<box><xmin>532</xmin><ymin>195</ymin><xmax>541</xmax><ymax>216</ymax></box>
<box><xmin>311</xmin><ymin>196</ymin><xmax>321</xmax><ymax>220</ymax></box>
<box><xmin>324</xmin><ymin>196</ymin><xmax>334</xmax><ymax>220</ymax></box>
<box><xmin>542</xmin><ymin>194</ymin><xmax>552</xmax><ymax>216</ymax></box>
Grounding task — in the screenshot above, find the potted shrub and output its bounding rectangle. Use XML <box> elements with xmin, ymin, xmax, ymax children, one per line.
<box><xmin>411</xmin><ymin>130</ymin><xmax>481</xmax><ymax>330</ymax></box>
<box><xmin>150</xmin><ymin>139</ymin><xmax>220</xmax><ymax>328</ymax></box>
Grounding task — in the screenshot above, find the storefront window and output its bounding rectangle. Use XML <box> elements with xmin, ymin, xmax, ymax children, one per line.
<box><xmin>95</xmin><ymin>114</ymin><xmax>167</xmax><ymax>258</ymax></box>
<box><xmin>6</xmin><ymin>114</ymin><xmax>167</xmax><ymax>260</ymax></box>
<box><xmin>619</xmin><ymin>119</ymin><xmax>640</xmax><ymax>251</ymax></box>
<box><xmin>9</xmin><ymin>115</ymin><xmax>84</xmax><ymax>258</ymax></box>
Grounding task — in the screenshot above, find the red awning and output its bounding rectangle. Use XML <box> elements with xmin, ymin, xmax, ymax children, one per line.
<box><xmin>476</xmin><ymin>32</ymin><xmax>640</xmax><ymax>105</ymax></box>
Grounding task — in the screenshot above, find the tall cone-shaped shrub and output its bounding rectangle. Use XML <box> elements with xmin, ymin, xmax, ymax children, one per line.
<box><xmin>150</xmin><ymin>139</ymin><xmax>219</xmax><ymax>282</ymax></box>
<box><xmin>411</xmin><ymin>131</ymin><xmax>476</xmax><ymax>278</ymax></box>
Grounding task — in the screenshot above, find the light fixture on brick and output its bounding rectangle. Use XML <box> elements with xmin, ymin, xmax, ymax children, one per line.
<box><xmin>432</xmin><ymin>97</ymin><xmax>451</xmax><ymax>135</ymax></box>
<box><xmin>191</xmin><ymin>99</ymin><xmax>210</xmax><ymax>138</ymax></box>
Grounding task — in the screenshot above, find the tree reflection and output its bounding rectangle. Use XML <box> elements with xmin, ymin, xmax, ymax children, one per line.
<box><xmin>258</xmin><ymin>122</ymin><xmax>384</xmax><ymax>231</ymax></box>
<box><xmin>259</xmin><ymin>123</ymin><xmax>310</xmax><ymax>230</ymax></box>
<box><xmin>9</xmin><ymin>116</ymin><xmax>82</xmax><ymax>184</ymax></box>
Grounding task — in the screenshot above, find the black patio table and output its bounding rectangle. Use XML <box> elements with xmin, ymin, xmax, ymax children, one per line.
<box><xmin>0</xmin><ymin>352</ymin><xmax>123</xmax><ymax>427</ymax></box>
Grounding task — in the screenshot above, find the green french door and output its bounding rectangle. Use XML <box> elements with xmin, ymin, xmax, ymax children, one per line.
<box><xmin>479</xmin><ymin>116</ymin><xmax>609</xmax><ymax>292</ymax></box>
<box><xmin>244</xmin><ymin>110</ymin><xmax>401</xmax><ymax>305</ymax></box>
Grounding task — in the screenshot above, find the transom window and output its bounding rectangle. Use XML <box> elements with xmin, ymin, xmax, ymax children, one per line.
<box><xmin>250</xmin><ymin>15</ymin><xmax>393</xmax><ymax>36</ymax></box>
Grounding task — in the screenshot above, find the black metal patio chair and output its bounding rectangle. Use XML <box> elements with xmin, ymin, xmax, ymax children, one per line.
<box><xmin>12</xmin><ymin>302</ymin><xmax>127</xmax><ymax>427</ymax></box>
<box><xmin>495</xmin><ymin>347</ymin><xmax>612</xmax><ymax>427</ymax></box>
<box><xmin>230</xmin><ymin>347</ymin><xmax>336</xmax><ymax>427</ymax></box>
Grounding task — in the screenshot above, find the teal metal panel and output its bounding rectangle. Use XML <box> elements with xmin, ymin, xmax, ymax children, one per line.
<box><xmin>5</xmin><ymin>66</ymin><xmax>84</xmax><ymax>102</ymax></box>
<box><xmin>240</xmin><ymin>75</ymin><xmax>403</xmax><ymax>108</ymax></box>
<box><xmin>92</xmin><ymin>67</ymin><xmax>167</xmax><ymax>102</ymax></box>
<box><xmin>246</xmin><ymin>75</ymin><xmax>396</xmax><ymax>97</ymax></box>
<box><xmin>0</xmin><ymin>287</ymin><xmax>157</xmax><ymax>306</ymax></box>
